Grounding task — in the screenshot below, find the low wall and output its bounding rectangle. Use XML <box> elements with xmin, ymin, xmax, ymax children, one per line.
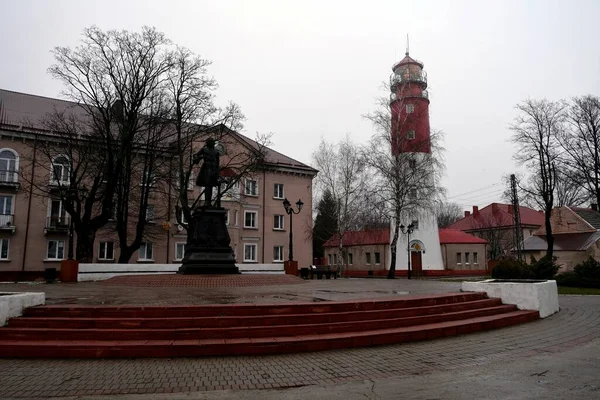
<box><xmin>78</xmin><ymin>263</ymin><xmax>285</xmax><ymax>282</ymax></box>
<box><xmin>0</xmin><ymin>292</ymin><xmax>45</xmax><ymax>326</ymax></box>
<box><xmin>344</xmin><ymin>269</ymin><xmax>490</xmax><ymax>278</ymax></box>
<box><xmin>461</xmin><ymin>279</ymin><xmax>559</xmax><ymax>318</ymax></box>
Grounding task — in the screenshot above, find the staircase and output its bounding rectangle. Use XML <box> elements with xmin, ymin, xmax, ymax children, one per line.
<box><xmin>0</xmin><ymin>292</ymin><xmax>539</xmax><ymax>358</ymax></box>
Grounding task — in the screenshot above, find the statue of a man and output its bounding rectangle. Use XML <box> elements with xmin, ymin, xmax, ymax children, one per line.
<box><xmin>193</xmin><ymin>138</ymin><xmax>220</xmax><ymax>207</ymax></box>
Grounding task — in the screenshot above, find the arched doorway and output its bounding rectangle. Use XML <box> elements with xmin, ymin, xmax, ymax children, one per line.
<box><xmin>409</xmin><ymin>240</ymin><xmax>425</xmax><ymax>277</ymax></box>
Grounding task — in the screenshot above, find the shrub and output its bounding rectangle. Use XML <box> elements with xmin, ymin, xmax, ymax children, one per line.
<box><xmin>491</xmin><ymin>258</ymin><xmax>527</xmax><ymax>279</ymax></box>
<box><xmin>530</xmin><ymin>255</ymin><xmax>560</xmax><ymax>279</ymax></box>
<box><xmin>555</xmin><ymin>257</ymin><xmax>600</xmax><ymax>288</ymax></box>
<box><xmin>574</xmin><ymin>257</ymin><xmax>600</xmax><ymax>280</ymax></box>
<box><xmin>491</xmin><ymin>256</ymin><xmax>559</xmax><ymax>280</ymax></box>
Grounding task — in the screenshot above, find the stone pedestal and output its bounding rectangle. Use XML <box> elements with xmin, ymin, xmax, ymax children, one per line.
<box><xmin>284</xmin><ymin>260</ymin><xmax>298</xmax><ymax>275</ymax></box>
<box><xmin>60</xmin><ymin>259</ymin><xmax>79</xmax><ymax>283</ymax></box>
<box><xmin>178</xmin><ymin>207</ymin><xmax>239</xmax><ymax>275</ymax></box>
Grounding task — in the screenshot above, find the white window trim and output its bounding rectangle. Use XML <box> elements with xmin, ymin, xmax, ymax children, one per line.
<box><xmin>406</xmin><ymin>103</ymin><xmax>415</xmax><ymax>113</ymax></box>
<box><xmin>45</xmin><ymin>240</ymin><xmax>65</xmax><ymax>261</ymax></box>
<box><xmin>0</xmin><ymin>148</ymin><xmax>19</xmax><ymax>184</ymax></box>
<box><xmin>50</xmin><ymin>155</ymin><xmax>70</xmax><ymax>185</ymax></box>
<box><xmin>244</xmin><ymin>179</ymin><xmax>259</xmax><ymax>196</ymax></box>
<box><xmin>0</xmin><ymin>194</ymin><xmax>14</xmax><ymax>227</ymax></box>
<box><xmin>407</xmin><ymin>130</ymin><xmax>416</xmax><ymax>140</ymax></box>
<box><xmin>138</xmin><ymin>242</ymin><xmax>154</xmax><ymax>261</ymax></box>
<box><xmin>457</xmin><ymin>253</ymin><xmax>462</xmax><ymax>265</ymax></box>
<box><xmin>234</xmin><ymin>210</ymin><xmax>239</xmax><ymax>226</ymax></box>
<box><xmin>146</xmin><ymin>204</ymin><xmax>155</xmax><ymax>222</ymax></box>
<box><xmin>273</xmin><ymin>246</ymin><xmax>284</xmax><ymax>263</ymax></box>
<box><xmin>244</xmin><ymin>210</ymin><xmax>258</xmax><ymax>229</ymax></box>
<box><xmin>274</xmin><ymin>214</ymin><xmax>285</xmax><ymax>230</ymax></box>
<box><xmin>98</xmin><ymin>241</ymin><xmax>115</xmax><ymax>261</ymax></box>
<box><xmin>273</xmin><ymin>183</ymin><xmax>284</xmax><ymax>199</ymax></box>
<box><xmin>348</xmin><ymin>253</ymin><xmax>353</xmax><ymax>265</ymax></box>
<box><xmin>174</xmin><ymin>242</ymin><xmax>186</xmax><ymax>261</ymax></box>
<box><xmin>474</xmin><ymin>252</ymin><xmax>479</xmax><ymax>265</ymax></box>
<box><xmin>375</xmin><ymin>252</ymin><xmax>381</xmax><ymax>265</ymax></box>
<box><xmin>243</xmin><ymin>243</ymin><xmax>258</xmax><ymax>263</ymax></box>
<box><xmin>365</xmin><ymin>252</ymin><xmax>371</xmax><ymax>265</ymax></box>
<box><xmin>0</xmin><ymin>238</ymin><xmax>10</xmax><ymax>260</ymax></box>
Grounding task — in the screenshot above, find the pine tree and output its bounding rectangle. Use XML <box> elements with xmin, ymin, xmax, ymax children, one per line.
<box><xmin>312</xmin><ymin>190</ymin><xmax>338</xmax><ymax>258</ymax></box>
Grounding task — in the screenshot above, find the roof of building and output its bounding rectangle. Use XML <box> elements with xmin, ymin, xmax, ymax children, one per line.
<box><xmin>392</xmin><ymin>52</ymin><xmax>424</xmax><ymax>70</ymax></box>
<box><xmin>0</xmin><ymin>88</ymin><xmax>317</xmax><ymax>175</ymax></box>
<box><xmin>571</xmin><ymin>208</ymin><xmax>600</xmax><ymax>229</ymax></box>
<box><xmin>438</xmin><ymin>229</ymin><xmax>488</xmax><ymax>244</ymax></box>
<box><xmin>523</xmin><ymin>231</ymin><xmax>600</xmax><ymax>252</ymax></box>
<box><xmin>323</xmin><ymin>228</ymin><xmax>487</xmax><ymax>247</ymax></box>
<box><xmin>447</xmin><ymin>203</ymin><xmax>544</xmax><ymax>231</ymax></box>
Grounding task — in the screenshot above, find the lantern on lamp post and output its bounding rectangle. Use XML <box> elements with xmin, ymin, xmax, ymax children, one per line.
<box><xmin>282</xmin><ymin>198</ymin><xmax>304</xmax><ymax>261</ymax></box>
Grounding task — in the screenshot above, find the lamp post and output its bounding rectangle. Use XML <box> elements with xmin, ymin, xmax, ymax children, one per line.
<box><xmin>399</xmin><ymin>223</ymin><xmax>415</xmax><ymax>279</ymax></box>
<box><xmin>282</xmin><ymin>198</ymin><xmax>304</xmax><ymax>261</ymax></box>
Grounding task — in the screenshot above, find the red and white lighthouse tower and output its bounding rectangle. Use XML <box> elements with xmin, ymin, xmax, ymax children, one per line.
<box><xmin>389</xmin><ymin>51</ymin><xmax>430</xmax><ymax>155</ymax></box>
<box><xmin>388</xmin><ymin>49</ymin><xmax>444</xmax><ymax>274</ymax></box>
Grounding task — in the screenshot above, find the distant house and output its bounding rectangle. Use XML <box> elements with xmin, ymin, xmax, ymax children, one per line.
<box><xmin>447</xmin><ymin>203</ymin><xmax>544</xmax><ymax>260</ymax></box>
<box><xmin>323</xmin><ymin>228</ymin><xmax>487</xmax><ymax>274</ymax></box>
<box><xmin>522</xmin><ymin>206</ymin><xmax>600</xmax><ymax>271</ymax></box>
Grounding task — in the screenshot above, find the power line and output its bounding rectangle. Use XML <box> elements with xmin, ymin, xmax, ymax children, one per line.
<box><xmin>446</xmin><ymin>183</ymin><xmax>503</xmax><ymax>200</ymax></box>
<box><xmin>450</xmin><ymin>188</ymin><xmax>505</xmax><ymax>203</ymax></box>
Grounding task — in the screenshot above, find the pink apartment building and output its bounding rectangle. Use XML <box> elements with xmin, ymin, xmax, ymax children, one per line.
<box><xmin>0</xmin><ymin>89</ymin><xmax>317</xmax><ymax>280</ymax></box>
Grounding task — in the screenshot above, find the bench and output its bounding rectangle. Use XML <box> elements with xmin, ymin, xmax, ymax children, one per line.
<box><xmin>300</xmin><ymin>266</ymin><xmax>339</xmax><ymax>280</ymax></box>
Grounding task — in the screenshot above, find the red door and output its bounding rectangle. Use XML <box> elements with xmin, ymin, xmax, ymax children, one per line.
<box><xmin>411</xmin><ymin>251</ymin><xmax>423</xmax><ymax>277</ymax></box>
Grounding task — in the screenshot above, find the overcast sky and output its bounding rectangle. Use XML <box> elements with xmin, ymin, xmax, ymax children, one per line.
<box><xmin>2</xmin><ymin>0</ymin><xmax>599</xmax><ymax>210</ymax></box>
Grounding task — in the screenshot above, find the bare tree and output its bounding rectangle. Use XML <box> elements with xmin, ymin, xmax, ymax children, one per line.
<box><xmin>364</xmin><ymin>92</ymin><xmax>445</xmax><ymax>279</ymax></box>
<box><xmin>511</xmin><ymin>99</ymin><xmax>565</xmax><ymax>259</ymax></box>
<box><xmin>312</xmin><ymin>135</ymin><xmax>369</xmax><ymax>276</ymax></box>
<box><xmin>559</xmin><ymin>95</ymin><xmax>600</xmax><ymax>207</ymax></box>
<box><xmin>435</xmin><ymin>201</ymin><xmax>463</xmax><ymax>228</ymax></box>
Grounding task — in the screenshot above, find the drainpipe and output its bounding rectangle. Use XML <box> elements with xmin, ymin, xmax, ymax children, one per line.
<box><xmin>21</xmin><ymin>134</ymin><xmax>38</xmax><ymax>281</ymax></box>
<box><xmin>262</xmin><ymin>169</ymin><xmax>266</xmax><ymax>263</ymax></box>
<box><xmin>165</xmin><ymin>155</ymin><xmax>172</xmax><ymax>263</ymax></box>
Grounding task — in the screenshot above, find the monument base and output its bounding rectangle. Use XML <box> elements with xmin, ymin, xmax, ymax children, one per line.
<box><xmin>178</xmin><ymin>207</ymin><xmax>240</xmax><ymax>275</ymax></box>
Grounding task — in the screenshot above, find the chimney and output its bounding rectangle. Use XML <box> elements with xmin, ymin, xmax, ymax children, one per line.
<box><xmin>492</xmin><ymin>203</ymin><xmax>499</xmax><ymax>213</ymax></box>
<box><xmin>592</xmin><ymin>204</ymin><xmax>598</xmax><ymax>211</ymax></box>
<box><xmin>464</xmin><ymin>211</ymin><xmax>471</xmax><ymax>217</ymax></box>
<box><xmin>472</xmin><ymin>206</ymin><xmax>479</xmax><ymax>216</ymax></box>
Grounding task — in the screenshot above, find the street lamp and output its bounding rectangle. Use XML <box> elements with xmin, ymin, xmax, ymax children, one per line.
<box><xmin>282</xmin><ymin>198</ymin><xmax>303</xmax><ymax>261</ymax></box>
<box><xmin>399</xmin><ymin>223</ymin><xmax>415</xmax><ymax>279</ymax></box>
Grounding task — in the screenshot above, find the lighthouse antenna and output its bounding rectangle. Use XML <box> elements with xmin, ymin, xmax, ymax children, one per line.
<box><xmin>406</xmin><ymin>34</ymin><xmax>409</xmax><ymax>55</ymax></box>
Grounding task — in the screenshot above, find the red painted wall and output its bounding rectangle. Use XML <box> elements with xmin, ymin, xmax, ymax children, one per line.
<box><xmin>391</xmin><ymin>97</ymin><xmax>431</xmax><ymax>155</ymax></box>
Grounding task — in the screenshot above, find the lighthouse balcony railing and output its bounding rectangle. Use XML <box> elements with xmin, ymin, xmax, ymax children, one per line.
<box><xmin>390</xmin><ymin>71</ymin><xmax>427</xmax><ymax>87</ymax></box>
<box><xmin>390</xmin><ymin>90</ymin><xmax>429</xmax><ymax>102</ymax></box>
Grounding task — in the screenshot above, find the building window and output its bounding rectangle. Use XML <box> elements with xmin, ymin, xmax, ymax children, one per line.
<box><xmin>412</xmin><ymin>219</ymin><xmax>419</xmax><ymax>230</ymax></box>
<box><xmin>0</xmin><ymin>238</ymin><xmax>9</xmax><ymax>259</ymax></box>
<box><xmin>409</xmin><ymin>159</ymin><xmax>416</xmax><ymax>169</ymax></box>
<box><xmin>244</xmin><ymin>211</ymin><xmax>258</xmax><ymax>228</ymax></box>
<box><xmin>234</xmin><ymin>210</ymin><xmax>239</xmax><ymax>226</ymax></box>
<box><xmin>407</xmin><ymin>130</ymin><xmax>416</xmax><ymax>140</ymax></box>
<box><xmin>0</xmin><ymin>195</ymin><xmax>13</xmax><ymax>227</ymax></box>
<box><xmin>51</xmin><ymin>155</ymin><xmax>70</xmax><ymax>184</ymax></box>
<box><xmin>141</xmin><ymin>169</ymin><xmax>156</xmax><ymax>187</ymax></box>
<box><xmin>406</xmin><ymin>104</ymin><xmax>415</xmax><ymax>113</ymax></box>
<box><xmin>333</xmin><ymin>253</ymin><xmax>337</xmax><ymax>265</ymax></box>
<box><xmin>473</xmin><ymin>252</ymin><xmax>479</xmax><ymax>264</ymax></box>
<box><xmin>245</xmin><ymin>179</ymin><xmax>258</xmax><ymax>196</ymax></box>
<box><xmin>375</xmin><ymin>252</ymin><xmax>381</xmax><ymax>265</ymax></box>
<box><xmin>328</xmin><ymin>254</ymin><xmax>332</xmax><ymax>265</ymax></box>
<box><xmin>366</xmin><ymin>252</ymin><xmax>371</xmax><ymax>265</ymax></box>
<box><xmin>274</xmin><ymin>214</ymin><xmax>285</xmax><ymax>230</ymax></box>
<box><xmin>244</xmin><ymin>243</ymin><xmax>257</xmax><ymax>262</ymax></box>
<box><xmin>47</xmin><ymin>240</ymin><xmax>65</xmax><ymax>260</ymax></box>
<box><xmin>98</xmin><ymin>242</ymin><xmax>114</xmax><ymax>260</ymax></box>
<box><xmin>0</xmin><ymin>149</ymin><xmax>18</xmax><ymax>183</ymax></box>
<box><xmin>138</xmin><ymin>242</ymin><xmax>153</xmax><ymax>261</ymax></box>
<box><xmin>175</xmin><ymin>242</ymin><xmax>185</xmax><ymax>261</ymax></box>
<box><xmin>146</xmin><ymin>205</ymin><xmax>155</xmax><ymax>222</ymax></box>
<box><xmin>225</xmin><ymin>210</ymin><xmax>230</xmax><ymax>226</ymax></box>
<box><xmin>457</xmin><ymin>253</ymin><xmax>462</xmax><ymax>265</ymax></box>
<box><xmin>221</xmin><ymin>181</ymin><xmax>240</xmax><ymax>200</ymax></box>
<box><xmin>465</xmin><ymin>252</ymin><xmax>470</xmax><ymax>264</ymax></box>
<box><xmin>274</xmin><ymin>183</ymin><xmax>284</xmax><ymax>199</ymax></box>
<box><xmin>348</xmin><ymin>253</ymin><xmax>353</xmax><ymax>265</ymax></box>
<box><xmin>48</xmin><ymin>199</ymin><xmax>68</xmax><ymax>227</ymax></box>
<box><xmin>273</xmin><ymin>246</ymin><xmax>284</xmax><ymax>262</ymax></box>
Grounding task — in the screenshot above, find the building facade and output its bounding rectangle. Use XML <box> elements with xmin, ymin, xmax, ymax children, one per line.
<box><xmin>389</xmin><ymin>51</ymin><xmax>444</xmax><ymax>272</ymax></box>
<box><xmin>0</xmin><ymin>89</ymin><xmax>317</xmax><ymax>280</ymax></box>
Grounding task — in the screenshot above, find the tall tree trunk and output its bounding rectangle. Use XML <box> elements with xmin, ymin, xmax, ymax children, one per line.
<box><xmin>75</xmin><ymin>229</ymin><xmax>96</xmax><ymax>263</ymax></box>
<box><xmin>545</xmin><ymin>208</ymin><xmax>554</xmax><ymax>259</ymax></box>
<box><xmin>387</xmin><ymin>220</ymin><xmax>400</xmax><ymax>279</ymax></box>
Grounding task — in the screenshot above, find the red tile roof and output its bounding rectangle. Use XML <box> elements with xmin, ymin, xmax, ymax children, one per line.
<box><xmin>438</xmin><ymin>229</ymin><xmax>488</xmax><ymax>244</ymax></box>
<box><xmin>447</xmin><ymin>203</ymin><xmax>544</xmax><ymax>231</ymax></box>
<box><xmin>323</xmin><ymin>229</ymin><xmax>390</xmax><ymax>247</ymax></box>
<box><xmin>323</xmin><ymin>228</ymin><xmax>487</xmax><ymax>247</ymax></box>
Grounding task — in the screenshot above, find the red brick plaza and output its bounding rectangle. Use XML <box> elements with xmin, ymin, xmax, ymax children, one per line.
<box><xmin>0</xmin><ymin>277</ymin><xmax>598</xmax><ymax>398</ymax></box>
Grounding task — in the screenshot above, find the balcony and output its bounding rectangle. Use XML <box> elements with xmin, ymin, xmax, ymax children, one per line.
<box><xmin>45</xmin><ymin>216</ymin><xmax>70</xmax><ymax>234</ymax></box>
<box><xmin>0</xmin><ymin>214</ymin><xmax>15</xmax><ymax>233</ymax></box>
<box><xmin>390</xmin><ymin>90</ymin><xmax>429</xmax><ymax>103</ymax></box>
<box><xmin>390</xmin><ymin>70</ymin><xmax>428</xmax><ymax>89</ymax></box>
<box><xmin>0</xmin><ymin>170</ymin><xmax>19</xmax><ymax>189</ymax></box>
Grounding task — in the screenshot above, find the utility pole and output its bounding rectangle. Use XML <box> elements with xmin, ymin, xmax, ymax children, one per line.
<box><xmin>510</xmin><ymin>174</ymin><xmax>523</xmax><ymax>262</ymax></box>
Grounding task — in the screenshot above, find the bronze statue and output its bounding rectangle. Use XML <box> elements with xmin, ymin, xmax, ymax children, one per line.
<box><xmin>193</xmin><ymin>138</ymin><xmax>220</xmax><ymax>207</ymax></box>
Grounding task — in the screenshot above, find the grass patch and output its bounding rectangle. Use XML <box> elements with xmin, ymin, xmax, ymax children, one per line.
<box><xmin>558</xmin><ymin>286</ymin><xmax>600</xmax><ymax>295</ymax></box>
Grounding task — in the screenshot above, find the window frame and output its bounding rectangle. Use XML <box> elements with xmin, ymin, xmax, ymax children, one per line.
<box><xmin>273</xmin><ymin>183</ymin><xmax>284</xmax><ymax>199</ymax></box>
<box><xmin>375</xmin><ymin>252</ymin><xmax>381</xmax><ymax>265</ymax></box>
<box><xmin>145</xmin><ymin>204</ymin><xmax>155</xmax><ymax>222</ymax></box>
<box><xmin>457</xmin><ymin>252</ymin><xmax>462</xmax><ymax>265</ymax></box>
<box><xmin>465</xmin><ymin>252</ymin><xmax>470</xmax><ymax>265</ymax></box>
<box><xmin>406</xmin><ymin>103</ymin><xmax>415</xmax><ymax>113</ymax></box>
<box><xmin>407</xmin><ymin>130</ymin><xmax>416</xmax><ymax>140</ymax></box>
<box><xmin>0</xmin><ymin>148</ymin><xmax>19</xmax><ymax>184</ymax></box>
<box><xmin>175</xmin><ymin>242</ymin><xmax>186</xmax><ymax>261</ymax></box>
<box><xmin>46</xmin><ymin>240</ymin><xmax>65</xmax><ymax>261</ymax></box>
<box><xmin>98</xmin><ymin>241</ymin><xmax>114</xmax><ymax>261</ymax></box>
<box><xmin>366</xmin><ymin>252</ymin><xmax>371</xmax><ymax>265</ymax></box>
<box><xmin>138</xmin><ymin>242</ymin><xmax>154</xmax><ymax>261</ymax></box>
<box><xmin>243</xmin><ymin>243</ymin><xmax>258</xmax><ymax>262</ymax></box>
<box><xmin>244</xmin><ymin>210</ymin><xmax>258</xmax><ymax>229</ymax></box>
<box><xmin>273</xmin><ymin>245</ymin><xmax>284</xmax><ymax>262</ymax></box>
<box><xmin>473</xmin><ymin>252</ymin><xmax>479</xmax><ymax>264</ymax></box>
<box><xmin>348</xmin><ymin>252</ymin><xmax>353</xmax><ymax>265</ymax></box>
<box><xmin>50</xmin><ymin>155</ymin><xmax>70</xmax><ymax>185</ymax></box>
<box><xmin>244</xmin><ymin>179</ymin><xmax>258</xmax><ymax>196</ymax></box>
<box><xmin>0</xmin><ymin>238</ymin><xmax>9</xmax><ymax>260</ymax></box>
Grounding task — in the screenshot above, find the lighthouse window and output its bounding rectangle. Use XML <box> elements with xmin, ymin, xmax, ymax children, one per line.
<box><xmin>406</xmin><ymin>104</ymin><xmax>415</xmax><ymax>113</ymax></box>
<box><xmin>407</xmin><ymin>130</ymin><xmax>416</xmax><ymax>140</ymax></box>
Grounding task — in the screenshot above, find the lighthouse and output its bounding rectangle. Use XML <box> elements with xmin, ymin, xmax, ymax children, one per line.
<box><xmin>388</xmin><ymin>50</ymin><xmax>444</xmax><ymax>275</ymax></box>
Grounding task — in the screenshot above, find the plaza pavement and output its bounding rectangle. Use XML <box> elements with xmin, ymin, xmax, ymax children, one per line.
<box><xmin>0</xmin><ymin>278</ymin><xmax>598</xmax><ymax>399</ymax></box>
